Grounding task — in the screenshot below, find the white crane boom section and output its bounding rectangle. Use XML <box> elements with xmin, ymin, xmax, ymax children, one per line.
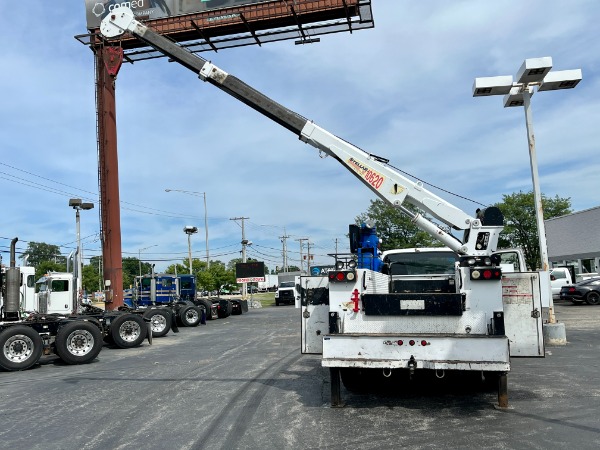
<box><xmin>100</xmin><ymin>8</ymin><xmax>503</xmax><ymax>256</ymax></box>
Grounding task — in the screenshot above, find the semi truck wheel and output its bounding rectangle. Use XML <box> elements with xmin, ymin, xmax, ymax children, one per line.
<box><xmin>197</xmin><ymin>299</ymin><xmax>215</xmax><ymax>320</ymax></box>
<box><xmin>110</xmin><ymin>314</ymin><xmax>147</xmax><ymax>348</ymax></box>
<box><xmin>55</xmin><ymin>321</ymin><xmax>103</xmax><ymax>365</ymax></box>
<box><xmin>0</xmin><ymin>326</ymin><xmax>43</xmax><ymax>371</ymax></box>
<box><xmin>143</xmin><ymin>309</ymin><xmax>171</xmax><ymax>337</ymax></box>
<box><xmin>178</xmin><ymin>305</ymin><xmax>201</xmax><ymax>327</ymax></box>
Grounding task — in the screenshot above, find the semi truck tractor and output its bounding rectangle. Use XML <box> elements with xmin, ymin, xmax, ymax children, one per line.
<box><xmin>0</xmin><ymin>238</ymin><xmax>106</xmax><ymax>371</ymax></box>
<box><xmin>100</xmin><ymin>9</ymin><xmax>548</xmax><ymax>407</ymax></box>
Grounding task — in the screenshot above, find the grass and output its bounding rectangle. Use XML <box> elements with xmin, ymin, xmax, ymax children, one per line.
<box><xmin>248</xmin><ymin>292</ymin><xmax>276</xmax><ymax>307</ymax></box>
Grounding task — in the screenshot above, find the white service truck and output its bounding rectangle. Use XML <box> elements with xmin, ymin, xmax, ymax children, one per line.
<box><xmin>100</xmin><ymin>9</ymin><xmax>548</xmax><ymax>407</ymax></box>
<box><xmin>275</xmin><ymin>272</ymin><xmax>301</xmax><ymax>307</ymax></box>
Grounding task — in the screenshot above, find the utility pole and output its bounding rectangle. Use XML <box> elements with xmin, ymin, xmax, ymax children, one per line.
<box><xmin>231</xmin><ymin>217</ymin><xmax>250</xmax><ymax>297</ymax></box>
<box><xmin>279</xmin><ymin>229</ymin><xmax>290</xmax><ymax>273</ymax></box>
<box><xmin>296</xmin><ymin>238</ymin><xmax>308</xmax><ymax>274</ymax></box>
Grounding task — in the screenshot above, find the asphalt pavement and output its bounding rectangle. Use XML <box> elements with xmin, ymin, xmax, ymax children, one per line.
<box><xmin>0</xmin><ymin>300</ymin><xmax>598</xmax><ymax>450</ymax></box>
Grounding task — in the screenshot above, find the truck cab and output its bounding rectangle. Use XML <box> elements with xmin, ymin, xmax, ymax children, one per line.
<box><xmin>382</xmin><ymin>248</ymin><xmax>459</xmax><ymax>294</ymax></box>
<box><xmin>36</xmin><ymin>273</ymin><xmax>74</xmax><ymax>315</ymax></box>
<box><xmin>275</xmin><ymin>277</ymin><xmax>300</xmax><ymax>306</ymax></box>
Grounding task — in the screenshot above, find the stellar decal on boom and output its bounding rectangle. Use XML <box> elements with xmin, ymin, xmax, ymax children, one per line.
<box><xmin>347</xmin><ymin>157</ymin><xmax>385</xmax><ymax>190</ymax></box>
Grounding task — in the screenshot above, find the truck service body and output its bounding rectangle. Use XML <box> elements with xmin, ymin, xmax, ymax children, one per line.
<box><xmin>100</xmin><ymin>9</ymin><xmax>548</xmax><ymax>406</ymax></box>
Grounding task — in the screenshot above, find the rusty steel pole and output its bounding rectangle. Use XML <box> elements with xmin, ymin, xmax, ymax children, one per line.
<box><xmin>95</xmin><ymin>46</ymin><xmax>124</xmax><ymax>309</ymax></box>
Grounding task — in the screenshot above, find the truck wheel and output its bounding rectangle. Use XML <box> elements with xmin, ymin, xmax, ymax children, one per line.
<box><xmin>0</xmin><ymin>326</ymin><xmax>43</xmax><ymax>371</ymax></box>
<box><xmin>197</xmin><ymin>299</ymin><xmax>215</xmax><ymax>320</ymax></box>
<box><xmin>110</xmin><ymin>314</ymin><xmax>147</xmax><ymax>348</ymax></box>
<box><xmin>143</xmin><ymin>309</ymin><xmax>171</xmax><ymax>337</ymax></box>
<box><xmin>585</xmin><ymin>292</ymin><xmax>600</xmax><ymax>305</ymax></box>
<box><xmin>55</xmin><ymin>321</ymin><xmax>103</xmax><ymax>365</ymax></box>
<box><xmin>178</xmin><ymin>305</ymin><xmax>201</xmax><ymax>327</ymax></box>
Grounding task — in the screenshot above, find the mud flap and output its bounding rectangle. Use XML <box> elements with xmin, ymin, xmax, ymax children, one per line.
<box><xmin>146</xmin><ymin>321</ymin><xmax>153</xmax><ymax>345</ymax></box>
<box><xmin>171</xmin><ymin>308</ymin><xmax>180</xmax><ymax>333</ymax></box>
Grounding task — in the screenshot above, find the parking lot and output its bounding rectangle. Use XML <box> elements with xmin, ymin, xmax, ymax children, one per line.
<box><xmin>0</xmin><ymin>300</ymin><xmax>599</xmax><ymax>450</ymax></box>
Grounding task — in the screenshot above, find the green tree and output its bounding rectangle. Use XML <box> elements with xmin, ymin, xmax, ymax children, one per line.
<box><xmin>23</xmin><ymin>242</ymin><xmax>64</xmax><ymax>268</ymax></box>
<box><xmin>209</xmin><ymin>261</ymin><xmax>236</xmax><ymax>295</ymax></box>
<box><xmin>355</xmin><ymin>200</ymin><xmax>441</xmax><ymax>252</ymax></box>
<box><xmin>35</xmin><ymin>260</ymin><xmax>66</xmax><ymax>281</ymax></box>
<box><xmin>494</xmin><ymin>191</ymin><xmax>571</xmax><ymax>270</ymax></box>
<box><xmin>82</xmin><ymin>263</ymin><xmax>101</xmax><ymax>294</ymax></box>
<box><xmin>277</xmin><ymin>266</ymin><xmax>300</xmax><ymax>273</ymax></box>
<box><xmin>122</xmin><ymin>257</ymin><xmax>143</xmax><ymax>289</ymax></box>
<box><xmin>86</xmin><ymin>256</ymin><xmax>104</xmax><ymax>293</ymax></box>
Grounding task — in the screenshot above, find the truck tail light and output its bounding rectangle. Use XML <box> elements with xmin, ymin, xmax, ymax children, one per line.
<box><xmin>328</xmin><ymin>271</ymin><xmax>356</xmax><ymax>283</ymax></box>
<box><xmin>470</xmin><ymin>268</ymin><xmax>502</xmax><ymax>280</ymax></box>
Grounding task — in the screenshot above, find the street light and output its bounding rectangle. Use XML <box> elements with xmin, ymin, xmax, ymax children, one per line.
<box><xmin>165</xmin><ymin>189</ymin><xmax>210</xmax><ymax>269</ymax></box>
<box><xmin>138</xmin><ymin>244</ymin><xmax>158</xmax><ymax>276</ymax></box>
<box><xmin>69</xmin><ymin>198</ymin><xmax>94</xmax><ymax>310</ymax></box>
<box><xmin>473</xmin><ymin>56</ymin><xmax>582</xmax><ymax>328</ymax></box>
<box><xmin>183</xmin><ymin>225</ymin><xmax>198</xmax><ymax>274</ymax></box>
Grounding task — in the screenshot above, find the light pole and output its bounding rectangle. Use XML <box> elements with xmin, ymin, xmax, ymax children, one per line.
<box><xmin>165</xmin><ymin>189</ymin><xmax>209</xmax><ymax>269</ymax></box>
<box><xmin>473</xmin><ymin>56</ymin><xmax>582</xmax><ymax>328</ymax></box>
<box><xmin>69</xmin><ymin>198</ymin><xmax>94</xmax><ymax>310</ymax></box>
<box><xmin>138</xmin><ymin>244</ymin><xmax>158</xmax><ymax>276</ymax></box>
<box><xmin>183</xmin><ymin>226</ymin><xmax>198</xmax><ymax>274</ymax></box>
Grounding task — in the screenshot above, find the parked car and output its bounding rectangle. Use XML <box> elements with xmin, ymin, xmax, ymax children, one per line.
<box><xmin>560</xmin><ymin>277</ymin><xmax>600</xmax><ymax>305</ymax></box>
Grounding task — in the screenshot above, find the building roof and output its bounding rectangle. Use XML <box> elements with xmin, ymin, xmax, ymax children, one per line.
<box><xmin>546</xmin><ymin>206</ymin><xmax>600</xmax><ymax>260</ymax></box>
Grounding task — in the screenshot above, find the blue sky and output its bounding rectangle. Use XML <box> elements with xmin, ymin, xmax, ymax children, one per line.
<box><xmin>1</xmin><ymin>1</ymin><xmax>599</xmax><ymax>273</ymax></box>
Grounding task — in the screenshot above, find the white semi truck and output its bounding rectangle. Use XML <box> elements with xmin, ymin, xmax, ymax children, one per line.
<box><xmin>100</xmin><ymin>9</ymin><xmax>548</xmax><ymax>407</ymax></box>
<box><xmin>0</xmin><ymin>239</ymin><xmax>106</xmax><ymax>371</ymax></box>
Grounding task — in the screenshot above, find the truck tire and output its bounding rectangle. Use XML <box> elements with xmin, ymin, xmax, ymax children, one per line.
<box><xmin>0</xmin><ymin>325</ymin><xmax>43</xmax><ymax>371</ymax></box>
<box><xmin>178</xmin><ymin>305</ymin><xmax>201</xmax><ymax>327</ymax></box>
<box><xmin>197</xmin><ymin>299</ymin><xmax>215</xmax><ymax>320</ymax></box>
<box><xmin>55</xmin><ymin>321</ymin><xmax>103</xmax><ymax>365</ymax></box>
<box><xmin>110</xmin><ymin>314</ymin><xmax>147</xmax><ymax>348</ymax></box>
<box><xmin>143</xmin><ymin>309</ymin><xmax>171</xmax><ymax>337</ymax></box>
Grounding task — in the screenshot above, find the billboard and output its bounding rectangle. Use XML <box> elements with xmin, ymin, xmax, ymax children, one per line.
<box><xmin>85</xmin><ymin>0</ymin><xmax>267</xmax><ymax>29</ymax></box>
<box><xmin>235</xmin><ymin>261</ymin><xmax>265</xmax><ymax>283</ymax></box>
<box><xmin>310</xmin><ymin>265</ymin><xmax>335</xmax><ymax>276</ymax></box>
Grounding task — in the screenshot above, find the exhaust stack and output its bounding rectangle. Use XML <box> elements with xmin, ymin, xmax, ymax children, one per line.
<box><xmin>3</xmin><ymin>238</ymin><xmax>21</xmax><ymax>320</ymax></box>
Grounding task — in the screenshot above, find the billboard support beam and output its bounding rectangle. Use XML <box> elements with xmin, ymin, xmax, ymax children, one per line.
<box><xmin>239</xmin><ymin>13</ymin><xmax>262</xmax><ymax>46</ymax></box>
<box><xmin>191</xmin><ymin>21</ymin><xmax>219</xmax><ymax>53</ymax></box>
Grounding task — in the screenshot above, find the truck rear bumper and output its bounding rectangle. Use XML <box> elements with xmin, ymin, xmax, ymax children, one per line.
<box><xmin>322</xmin><ymin>334</ymin><xmax>510</xmax><ymax>371</ymax></box>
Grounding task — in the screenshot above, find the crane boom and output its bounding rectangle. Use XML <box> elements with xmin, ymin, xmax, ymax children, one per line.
<box><xmin>100</xmin><ymin>8</ymin><xmax>503</xmax><ymax>257</ymax></box>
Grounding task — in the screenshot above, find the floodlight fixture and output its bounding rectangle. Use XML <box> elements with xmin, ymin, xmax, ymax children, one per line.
<box><xmin>503</xmin><ymin>86</ymin><xmax>534</xmax><ymax>108</ymax></box>
<box><xmin>538</xmin><ymin>69</ymin><xmax>582</xmax><ymax>92</ymax></box>
<box><xmin>516</xmin><ymin>57</ymin><xmax>553</xmax><ymax>84</ymax></box>
<box><xmin>183</xmin><ymin>225</ymin><xmax>198</xmax><ymax>235</ymax></box>
<box><xmin>472</xmin><ymin>75</ymin><xmax>514</xmax><ymax>97</ymax></box>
